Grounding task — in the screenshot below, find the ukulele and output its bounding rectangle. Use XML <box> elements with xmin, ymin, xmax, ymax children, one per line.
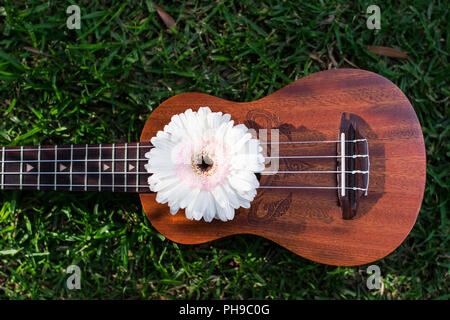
<box><xmin>0</xmin><ymin>69</ymin><xmax>426</xmax><ymax>266</ymax></box>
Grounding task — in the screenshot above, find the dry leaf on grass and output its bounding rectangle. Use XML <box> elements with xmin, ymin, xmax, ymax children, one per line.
<box><xmin>328</xmin><ymin>46</ymin><xmax>338</xmax><ymax>68</ymax></box>
<box><xmin>23</xmin><ymin>46</ymin><xmax>51</xmax><ymax>57</ymax></box>
<box><xmin>153</xmin><ymin>3</ymin><xmax>176</xmax><ymax>30</ymax></box>
<box><xmin>309</xmin><ymin>53</ymin><xmax>326</xmax><ymax>69</ymax></box>
<box><xmin>343</xmin><ymin>57</ymin><xmax>359</xmax><ymax>68</ymax></box>
<box><xmin>322</xmin><ymin>14</ymin><xmax>335</xmax><ymax>24</ymax></box>
<box><xmin>367</xmin><ymin>46</ymin><xmax>408</xmax><ymax>59</ymax></box>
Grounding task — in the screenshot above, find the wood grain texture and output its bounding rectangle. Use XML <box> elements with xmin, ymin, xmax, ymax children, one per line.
<box><xmin>140</xmin><ymin>69</ymin><xmax>426</xmax><ymax>266</ymax></box>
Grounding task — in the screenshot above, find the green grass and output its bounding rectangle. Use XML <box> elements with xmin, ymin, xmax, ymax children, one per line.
<box><xmin>0</xmin><ymin>0</ymin><xmax>448</xmax><ymax>299</ymax></box>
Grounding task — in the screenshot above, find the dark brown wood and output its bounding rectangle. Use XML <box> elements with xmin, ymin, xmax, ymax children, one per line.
<box><xmin>337</xmin><ymin>112</ymin><xmax>368</xmax><ymax>220</ymax></box>
<box><xmin>140</xmin><ymin>68</ymin><xmax>426</xmax><ymax>266</ymax></box>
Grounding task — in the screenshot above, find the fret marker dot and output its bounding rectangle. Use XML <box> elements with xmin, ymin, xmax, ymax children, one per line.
<box><xmin>26</xmin><ymin>164</ymin><xmax>34</xmax><ymax>172</ymax></box>
<box><xmin>59</xmin><ymin>163</ymin><xmax>68</xmax><ymax>172</ymax></box>
<box><xmin>128</xmin><ymin>164</ymin><xmax>135</xmax><ymax>171</ymax></box>
<box><xmin>103</xmin><ymin>164</ymin><xmax>110</xmax><ymax>171</ymax></box>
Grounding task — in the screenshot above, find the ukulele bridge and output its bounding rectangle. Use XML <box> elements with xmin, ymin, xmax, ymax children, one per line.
<box><xmin>337</xmin><ymin>113</ymin><xmax>370</xmax><ymax>220</ymax></box>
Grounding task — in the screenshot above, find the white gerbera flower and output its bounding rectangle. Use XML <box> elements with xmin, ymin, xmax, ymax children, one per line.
<box><xmin>144</xmin><ymin>107</ymin><xmax>265</xmax><ymax>222</ymax></box>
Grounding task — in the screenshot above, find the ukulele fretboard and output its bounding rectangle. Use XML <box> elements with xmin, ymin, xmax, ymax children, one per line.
<box><xmin>0</xmin><ymin>143</ymin><xmax>153</xmax><ymax>193</ymax></box>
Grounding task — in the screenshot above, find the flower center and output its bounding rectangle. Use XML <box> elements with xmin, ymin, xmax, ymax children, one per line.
<box><xmin>197</xmin><ymin>155</ymin><xmax>214</xmax><ymax>172</ymax></box>
<box><xmin>192</xmin><ymin>152</ymin><xmax>216</xmax><ymax>176</ymax></box>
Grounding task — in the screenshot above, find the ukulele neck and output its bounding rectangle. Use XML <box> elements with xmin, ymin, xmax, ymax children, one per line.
<box><xmin>0</xmin><ymin>143</ymin><xmax>153</xmax><ymax>193</ymax></box>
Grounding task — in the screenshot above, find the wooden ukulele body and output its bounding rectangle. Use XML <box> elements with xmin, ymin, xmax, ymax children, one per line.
<box><xmin>140</xmin><ymin>69</ymin><xmax>426</xmax><ymax>266</ymax></box>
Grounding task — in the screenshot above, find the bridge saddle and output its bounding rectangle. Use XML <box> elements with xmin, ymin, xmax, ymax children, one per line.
<box><xmin>337</xmin><ymin>113</ymin><xmax>370</xmax><ymax>220</ymax></box>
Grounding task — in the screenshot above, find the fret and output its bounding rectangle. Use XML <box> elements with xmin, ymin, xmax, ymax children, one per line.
<box><xmin>98</xmin><ymin>144</ymin><xmax>102</xmax><ymax>191</ymax></box>
<box><xmin>19</xmin><ymin>146</ymin><xmax>23</xmax><ymax>190</ymax></box>
<box><xmin>1</xmin><ymin>146</ymin><xmax>5</xmax><ymax>190</ymax></box>
<box><xmin>112</xmin><ymin>143</ymin><xmax>115</xmax><ymax>192</ymax></box>
<box><xmin>136</xmin><ymin>143</ymin><xmax>140</xmax><ymax>192</ymax></box>
<box><xmin>37</xmin><ymin>145</ymin><xmax>41</xmax><ymax>190</ymax></box>
<box><xmin>54</xmin><ymin>145</ymin><xmax>58</xmax><ymax>191</ymax></box>
<box><xmin>70</xmin><ymin>145</ymin><xmax>73</xmax><ymax>191</ymax></box>
<box><xmin>124</xmin><ymin>143</ymin><xmax>128</xmax><ymax>192</ymax></box>
<box><xmin>84</xmin><ymin>144</ymin><xmax>88</xmax><ymax>191</ymax></box>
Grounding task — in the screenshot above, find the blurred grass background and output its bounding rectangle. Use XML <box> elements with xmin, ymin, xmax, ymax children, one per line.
<box><xmin>0</xmin><ymin>0</ymin><xmax>448</xmax><ymax>299</ymax></box>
